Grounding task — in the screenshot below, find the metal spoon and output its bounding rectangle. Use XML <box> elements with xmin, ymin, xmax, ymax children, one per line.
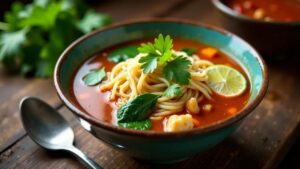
<box><xmin>20</xmin><ymin>97</ymin><xmax>102</xmax><ymax>169</ymax></box>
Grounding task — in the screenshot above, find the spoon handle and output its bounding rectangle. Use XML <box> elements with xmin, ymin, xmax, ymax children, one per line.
<box><xmin>66</xmin><ymin>145</ymin><xmax>103</xmax><ymax>169</ymax></box>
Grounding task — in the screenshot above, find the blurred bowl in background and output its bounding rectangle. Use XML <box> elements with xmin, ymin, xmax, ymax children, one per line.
<box><xmin>211</xmin><ymin>0</ymin><xmax>300</xmax><ymax>57</ymax></box>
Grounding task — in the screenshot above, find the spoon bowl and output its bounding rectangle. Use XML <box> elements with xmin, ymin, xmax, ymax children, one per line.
<box><xmin>20</xmin><ymin>97</ymin><xmax>102</xmax><ymax>169</ymax></box>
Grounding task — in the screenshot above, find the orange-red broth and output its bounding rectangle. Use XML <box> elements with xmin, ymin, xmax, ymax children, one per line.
<box><xmin>71</xmin><ymin>39</ymin><xmax>250</xmax><ymax>132</ymax></box>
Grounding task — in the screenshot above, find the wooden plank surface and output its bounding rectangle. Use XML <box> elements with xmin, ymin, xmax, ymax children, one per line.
<box><xmin>1</xmin><ymin>0</ymin><xmax>300</xmax><ymax>169</ymax></box>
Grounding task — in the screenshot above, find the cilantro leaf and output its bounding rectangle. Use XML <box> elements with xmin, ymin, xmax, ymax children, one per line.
<box><xmin>108</xmin><ymin>45</ymin><xmax>138</xmax><ymax>63</ymax></box>
<box><xmin>0</xmin><ymin>0</ymin><xmax>112</xmax><ymax>77</ymax></box>
<box><xmin>138</xmin><ymin>42</ymin><xmax>156</xmax><ymax>54</ymax></box>
<box><xmin>20</xmin><ymin>2</ymin><xmax>62</xmax><ymax>30</ymax></box>
<box><xmin>181</xmin><ymin>48</ymin><xmax>197</xmax><ymax>56</ymax></box>
<box><xmin>163</xmin><ymin>84</ymin><xmax>183</xmax><ymax>97</ymax></box>
<box><xmin>154</xmin><ymin>34</ymin><xmax>173</xmax><ymax>65</ymax></box>
<box><xmin>82</xmin><ymin>68</ymin><xmax>106</xmax><ymax>86</ymax></box>
<box><xmin>138</xmin><ymin>34</ymin><xmax>173</xmax><ymax>73</ymax></box>
<box><xmin>163</xmin><ymin>56</ymin><xmax>192</xmax><ymax>85</ymax></box>
<box><xmin>0</xmin><ymin>28</ymin><xmax>28</xmax><ymax>61</ymax></box>
<box><xmin>139</xmin><ymin>54</ymin><xmax>158</xmax><ymax>73</ymax></box>
<box><xmin>118</xmin><ymin>119</ymin><xmax>152</xmax><ymax>130</ymax></box>
<box><xmin>77</xmin><ymin>10</ymin><xmax>112</xmax><ymax>34</ymax></box>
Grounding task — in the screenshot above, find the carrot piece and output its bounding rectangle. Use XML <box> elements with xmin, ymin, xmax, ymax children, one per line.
<box><xmin>192</xmin><ymin>118</ymin><xmax>200</xmax><ymax>127</ymax></box>
<box><xmin>227</xmin><ymin>107</ymin><xmax>238</xmax><ymax>115</ymax></box>
<box><xmin>201</xmin><ymin>48</ymin><xmax>218</xmax><ymax>59</ymax></box>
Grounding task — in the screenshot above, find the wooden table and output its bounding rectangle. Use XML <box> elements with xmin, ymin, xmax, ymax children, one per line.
<box><xmin>1</xmin><ymin>0</ymin><xmax>300</xmax><ymax>168</ymax></box>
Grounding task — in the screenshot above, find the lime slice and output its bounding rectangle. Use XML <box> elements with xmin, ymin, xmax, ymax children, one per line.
<box><xmin>206</xmin><ymin>65</ymin><xmax>247</xmax><ymax>97</ymax></box>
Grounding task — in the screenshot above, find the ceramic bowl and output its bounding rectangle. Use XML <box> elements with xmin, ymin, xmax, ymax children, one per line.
<box><xmin>54</xmin><ymin>19</ymin><xmax>268</xmax><ymax>163</ymax></box>
<box><xmin>211</xmin><ymin>0</ymin><xmax>300</xmax><ymax>57</ymax></box>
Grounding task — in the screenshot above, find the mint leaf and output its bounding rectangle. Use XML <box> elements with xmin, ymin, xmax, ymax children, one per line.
<box><xmin>118</xmin><ymin>119</ymin><xmax>152</xmax><ymax>130</ymax></box>
<box><xmin>117</xmin><ymin>94</ymin><xmax>159</xmax><ymax>123</ymax></box>
<box><xmin>82</xmin><ymin>68</ymin><xmax>106</xmax><ymax>86</ymax></box>
<box><xmin>77</xmin><ymin>10</ymin><xmax>112</xmax><ymax>33</ymax></box>
<box><xmin>163</xmin><ymin>84</ymin><xmax>183</xmax><ymax>97</ymax></box>
<box><xmin>181</xmin><ymin>48</ymin><xmax>197</xmax><ymax>56</ymax></box>
<box><xmin>163</xmin><ymin>56</ymin><xmax>192</xmax><ymax>85</ymax></box>
<box><xmin>108</xmin><ymin>45</ymin><xmax>138</xmax><ymax>63</ymax></box>
<box><xmin>139</xmin><ymin>54</ymin><xmax>158</xmax><ymax>73</ymax></box>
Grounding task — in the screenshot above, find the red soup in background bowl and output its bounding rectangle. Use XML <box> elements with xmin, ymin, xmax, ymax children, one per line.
<box><xmin>212</xmin><ymin>0</ymin><xmax>300</xmax><ymax>57</ymax></box>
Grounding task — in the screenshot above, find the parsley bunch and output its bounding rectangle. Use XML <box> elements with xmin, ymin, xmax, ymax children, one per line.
<box><xmin>0</xmin><ymin>0</ymin><xmax>111</xmax><ymax>77</ymax></box>
<box><xmin>138</xmin><ymin>34</ymin><xmax>192</xmax><ymax>85</ymax></box>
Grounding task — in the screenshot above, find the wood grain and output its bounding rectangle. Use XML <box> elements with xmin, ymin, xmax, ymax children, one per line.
<box><xmin>0</xmin><ymin>66</ymin><xmax>61</xmax><ymax>153</ymax></box>
<box><xmin>1</xmin><ymin>0</ymin><xmax>300</xmax><ymax>169</ymax></box>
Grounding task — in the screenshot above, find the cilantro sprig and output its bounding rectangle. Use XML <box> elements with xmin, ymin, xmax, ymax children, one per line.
<box><xmin>138</xmin><ymin>34</ymin><xmax>192</xmax><ymax>85</ymax></box>
<box><xmin>0</xmin><ymin>0</ymin><xmax>112</xmax><ymax>77</ymax></box>
<box><xmin>138</xmin><ymin>34</ymin><xmax>173</xmax><ymax>73</ymax></box>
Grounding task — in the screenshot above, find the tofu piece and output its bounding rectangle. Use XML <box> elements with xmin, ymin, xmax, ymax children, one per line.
<box><xmin>165</xmin><ymin>114</ymin><xmax>194</xmax><ymax>132</ymax></box>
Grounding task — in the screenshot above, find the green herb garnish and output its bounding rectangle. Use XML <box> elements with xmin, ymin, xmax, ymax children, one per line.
<box><xmin>108</xmin><ymin>45</ymin><xmax>138</xmax><ymax>63</ymax></box>
<box><xmin>0</xmin><ymin>0</ymin><xmax>112</xmax><ymax>77</ymax></box>
<box><xmin>118</xmin><ymin>119</ymin><xmax>152</xmax><ymax>130</ymax></box>
<box><xmin>163</xmin><ymin>84</ymin><xmax>183</xmax><ymax>97</ymax></box>
<box><xmin>82</xmin><ymin>68</ymin><xmax>106</xmax><ymax>86</ymax></box>
<box><xmin>138</xmin><ymin>34</ymin><xmax>173</xmax><ymax>73</ymax></box>
<box><xmin>162</xmin><ymin>56</ymin><xmax>191</xmax><ymax>85</ymax></box>
<box><xmin>117</xmin><ymin>93</ymin><xmax>159</xmax><ymax>123</ymax></box>
<box><xmin>138</xmin><ymin>34</ymin><xmax>192</xmax><ymax>85</ymax></box>
<box><xmin>181</xmin><ymin>48</ymin><xmax>197</xmax><ymax>56</ymax></box>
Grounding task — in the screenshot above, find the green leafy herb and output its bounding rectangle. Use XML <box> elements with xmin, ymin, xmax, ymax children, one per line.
<box><xmin>138</xmin><ymin>54</ymin><xmax>157</xmax><ymax>73</ymax></box>
<box><xmin>117</xmin><ymin>93</ymin><xmax>159</xmax><ymax>123</ymax></box>
<box><xmin>0</xmin><ymin>0</ymin><xmax>112</xmax><ymax>77</ymax></box>
<box><xmin>163</xmin><ymin>84</ymin><xmax>183</xmax><ymax>97</ymax></box>
<box><xmin>118</xmin><ymin>119</ymin><xmax>152</xmax><ymax>130</ymax></box>
<box><xmin>82</xmin><ymin>68</ymin><xmax>106</xmax><ymax>86</ymax></box>
<box><xmin>163</xmin><ymin>56</ymin><xmax>191</xmax><ymax>85</ymax></box>
<box><xmin>77</xmin><ymin>10</ymin><xmax>112</xmax><ymax>34</ymax></box>
<box><xmin>108</xmin><ymin>45</ymin><xmax>138</xmax><ymax>63</ymax></box>
<box><xmin>138</xmin><ymin>34</ymin><xmax>173</xmax><ymax>73</ymax></box>
<box><xmin>181</xmin><ymin>48</ymin><xmax>197</xmax><ymax>56</ymax></box>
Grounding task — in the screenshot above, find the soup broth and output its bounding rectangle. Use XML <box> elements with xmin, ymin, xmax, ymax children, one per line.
<box><xmin>71</xmin><ymin>39</ymin><xmax>250</xmax><ymax>132</ymax></box>
<box><xmin>226</xmin><ymin>0</ymin><xmax>300</xmax><ymax>22</ymax></box>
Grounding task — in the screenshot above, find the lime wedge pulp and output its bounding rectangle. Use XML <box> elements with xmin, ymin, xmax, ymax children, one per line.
<box><xmin>206</xmin><ymin>65</ymin><xmax>247</xmax><ymax>97</ymax></box>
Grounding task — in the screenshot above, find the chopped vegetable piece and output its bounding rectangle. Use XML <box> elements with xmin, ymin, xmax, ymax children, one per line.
<box><xmin>227</xmin><ymin>107</ymin><xmax>238</xmax><ymax>115</ymax></box>
<box><xmin>192</xmin><ymin>118</ymin><xmax>201</xmax><ymax>127</ymax></box>
<box><xmin>201</xmin><ymin>47</ymin><xmax>218</xmax><ymax>59</ymax></box>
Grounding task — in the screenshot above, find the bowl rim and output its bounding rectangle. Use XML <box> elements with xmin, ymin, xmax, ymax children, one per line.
<box><xmin>211</xmin><ymin>0</ymin><xmax>300</xmax><ymax>26</ymax></box>
<box><xmin>54</xmin><ymin>18</ymin><xmax>268</xmax><ymax>138</ymax></box>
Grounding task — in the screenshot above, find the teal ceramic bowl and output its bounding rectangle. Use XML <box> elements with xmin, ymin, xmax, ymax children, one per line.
<box><xmin>54</xmin><ymin>19</ymin><xmax>268</xmax><ymax>163</ymax></box>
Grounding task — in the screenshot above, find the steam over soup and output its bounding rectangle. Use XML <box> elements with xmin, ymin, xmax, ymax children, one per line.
<box><xmin>72</xmin><ymin>35</ymin><xmax>250</xmax><ymax>132</ymax></box>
